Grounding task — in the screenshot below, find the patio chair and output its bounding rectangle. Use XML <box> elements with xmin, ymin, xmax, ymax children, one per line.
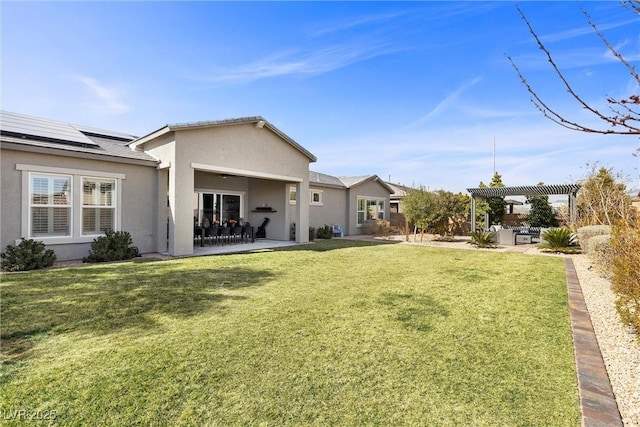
<box><xmin>204</xmin><ymin>226</ymin><xmax>217</xmax><ymax>246</ymax></box>
<box><xmin>230</xmin><ymin>226</ymin><xmax>242</xmax><ymax>243</ymax></box>
<box><xmin>194</xmin><ymin>225</ymin><xmax>203</xmax><ymax>247</ymax></box>
<box><xmin>242</xmin><ymin>223</ymin><xmax>254</xmax><ymax>243</ymax></box>
<box><xmin>217</xmin><ymin>226</ymin><xmax>231</xmax><ymax>245</ymax></box>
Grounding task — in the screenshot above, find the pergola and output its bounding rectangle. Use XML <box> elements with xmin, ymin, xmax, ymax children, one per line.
<box><xmin>466</xmin><ymin>184</ymin><xmax>582</xmax><ymax>231</ymax></box>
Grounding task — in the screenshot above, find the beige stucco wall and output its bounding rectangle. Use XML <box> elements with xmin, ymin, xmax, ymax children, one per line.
<box><xmin>1</xmin><ymin>148</ymin><xmax>158</xmax><ymax>261</ymax></box>
<box><xmin>346</xmin><ymin>180</ymin><xmax>391</xmax><ymax>236</ymax></box>
<box><xmin>138</xmin><ymin>122</ymin><xmax>312</xmax><ymax>255</ymax></box>
<box><xmin>308</xmin><ymin>185</ymin><xmax>347</xmax><ymax>230</ymax></box>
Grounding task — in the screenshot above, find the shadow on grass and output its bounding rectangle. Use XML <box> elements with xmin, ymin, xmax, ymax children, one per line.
<box><xmin>379</xmin><ymin>292</ymin><xmax>450</xmax><ymax>333</ymax></box>
<box><xmin>274</xmin><ymin>238</ymin><xmax>400</xmax><ymax>253</ymax></box>
<box><xmin>1</xmin><ymin>261</ymin><xmax>276</xmax><ymax>360</ymax></box>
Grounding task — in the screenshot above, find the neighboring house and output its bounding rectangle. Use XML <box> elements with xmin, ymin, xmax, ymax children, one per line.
<box><xmin>383</xmin><ymin>181</ymin><xmax>413</xmax><ymax>214</ymax></box>
<box><xmin>1</xmin><ymin>111</ymin><xmax>392</xmax><ymax>260</ymax></box>
<box><xmin>296</xmin><ymin>171</ymin><xmax>393</xmax><ymax>236</ymax></box>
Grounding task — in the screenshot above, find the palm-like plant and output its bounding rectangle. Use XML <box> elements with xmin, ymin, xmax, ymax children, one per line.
<box><xmin>539</xmin><ymin>228</ymin><xmax>580</xmax><ymax>253</ymax></box>
<box><xmin>468</xmin><ymin>230</ymin><xmax>497</xmax><ymax>248</ymax></box>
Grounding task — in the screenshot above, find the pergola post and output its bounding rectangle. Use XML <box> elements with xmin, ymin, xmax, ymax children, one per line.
<box><xmin>569</xmin><ymin>191</ymin><xmax>577</xmax><ymax>225</ymax></box>
<box><xmin>471</xmin><ymin>196</ymin><xmax>476</xmax><ymax>231</ymax></box>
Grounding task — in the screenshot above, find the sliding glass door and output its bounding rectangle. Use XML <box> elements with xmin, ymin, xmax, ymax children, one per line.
<box><xmin>193</xmin><ymin>192</ymin><xmax>242</xmax><ymax>226</ymax></box>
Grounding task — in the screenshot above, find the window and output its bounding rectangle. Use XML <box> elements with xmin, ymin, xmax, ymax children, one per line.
<box><xmin>19</xmin><ymin>165</ymin><xmax>124</xmax><ymax>243</ymax></box>
<box><xmin>310</xmin><ymin>190</ymin><xmax>323</xmax><ymax>206</ymax></box>
<box><xmin>357</xmin><ymin>197</ymin><xmax>386</xmax><ymax>226</ymax></box>
<box><xmin>289</xmin><ymin>187</ymin><xmax>297</xmax><ymax>204</ymax></box>
<box><xmin>30</xmin><ymin>173</ymin><xmax>71</xmax><ymax>237</ymax></box>
<box><xmin>82</xmin><ymin>178</ymin><xmax>116</xmax><ymax>234</ymax></box>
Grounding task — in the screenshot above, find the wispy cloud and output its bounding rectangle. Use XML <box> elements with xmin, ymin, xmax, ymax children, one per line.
<box><xmin>73</xmin><ymin>74</ymin><xmax>131</xmax><ymax>114</ymax></box>
<box><xmin>199</xmin><ymin>40</ymin><xmax>404</xmax><ymax>84</ymax></box>
<box><xmin>404</xmin><ymin>77</ymin><xmax>483</xmax><ymax>128</ymax></box>
<box><xmin>540</xmin><ymin>18</ymin><xmax>639</xmax><ymax>43</ymax></box>
<box><xmin>311</xmin><ymin>10</ymin><xmax>411</xmax><ymax>37</ymax></box>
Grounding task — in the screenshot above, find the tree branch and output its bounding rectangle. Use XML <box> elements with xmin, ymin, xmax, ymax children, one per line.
<box><xmin>510</xmin><ymin>5</ymin><xmax>640</xmax><ymax>135</ymax></box>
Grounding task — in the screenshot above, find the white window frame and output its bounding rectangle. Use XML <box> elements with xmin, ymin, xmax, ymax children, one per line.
<box><xmin>29</xmin><ymin>172</ymin><xmax>73</xmax><ymax>238</ymax></box>
<box><xmin>82</xmin><ymin>177</ymin><xmax>117</xmax><ymax>236</ymax></box>
<box><xmin>289</xmin><ymin>186</ymin><xmax>297</xmax><ymax>205</ymax></box>
<box><xmin>309</xmin><ymin>189</ymin><xmax>323</xmax><ymax>206</ymax></box>
<box><xmin>17</xmin><ymin>164</ymin><xmax>124</xmax><ymax>245</ymax></box>
<box><xmin>193</xmin><ymin>188</ymin><xmax>245</xmax><ymax>226</ymax></box>
<box><xmin>356</xmin><ymin>196</ymin><xmax>386</xmax><ymax>227</ymax></box>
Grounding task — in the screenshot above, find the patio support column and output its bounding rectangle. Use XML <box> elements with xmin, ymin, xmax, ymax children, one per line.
<box><xmin>167</xmin><ymin>164</ymin><xmax>195</xmax><ymax>256</ymax></box>
<box><xmin>295</xmin><ymin>180</ymin><xmax>309</xmax><ymax>243</ymax></box>
<box><xmin>156</xmin><ymin>167</ymin><xmax>169</xmax><ymax>253</ymax></box>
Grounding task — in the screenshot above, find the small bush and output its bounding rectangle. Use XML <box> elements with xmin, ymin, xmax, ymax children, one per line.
<box><xmin>588</xmin><ymin>234</ymin><xmax>613</xmax><ymax>278</ymax></box>
<box><xmin>467</xmin><ymin>231</ymin><xmax>497</xmax><ymax>248</ymax></box>
<box><xmin>1</xmin><ymin>238</ymin><xmax>57</xmax><ymax>272</ymax></box>
<box><xmin>309</xmin><ymin>227</ymin><xmax>316</xmax><ymax>241</ymax></box>
<box><xmin>84</xmin><ymin>230</ymin><xmax>137</xmax><ymax>263</ymax></box>
<box><xmin>611</xmin><ymin>222</ymin><xmax>640</xmax><ymax>336</ymax></box>
<box><xmin>315</xmin><ymin>225</ymin><xmax>333</xmax><ymax>240</ymax></box>
<box><xmin>576</xmin><ymin>225</ymin><xmax>611</xmax><ymax>254</ymax></box>
<box><xmin>538</xmin><ymin>228</ymin><xmax>580</xmax><ymax>254</ymax></box>
<box><xmin>364</xmin><ymin>219</ymin><xmax>395</xmax><ymax>236</ymax></box>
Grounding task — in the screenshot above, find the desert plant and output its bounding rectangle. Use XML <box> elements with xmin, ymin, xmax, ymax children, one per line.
<box><xmin>467</xmin><ymin>230</ymin><xmax>497</xmax><ymax>248</ymax></box>
<box><xmin>538</xmin><ymin>228</ymin><xmax>580</xmax><ymax>254</ymax></box>
<box><xmin>84</xmin><ymin>230</ymin><xmax>137</xmax><ymax>263</ymax></box>
<box><xmin>611</xmin><ymin>222</ymin><xmax>640</xmax><ymax>336</ymax></box>
<box><xmin>588</xmin><ymin>234</ymin><xmax>612</xmax><ymax>278</ymax></box>
<box><xmin>576</xmin><ymin>225</ymin><xmax>611</xmax><ymax>254</ymax></box>
<box><xmin>0</xmin><ymin>238</ymin><xmax>57</xmax><ymax>272</ymax></box>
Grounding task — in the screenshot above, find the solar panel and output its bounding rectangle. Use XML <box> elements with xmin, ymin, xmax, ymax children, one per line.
<box><xmin>0</xmin><ymin>110</ymin><xmax>100</xmax><ymax>148</ymax></box>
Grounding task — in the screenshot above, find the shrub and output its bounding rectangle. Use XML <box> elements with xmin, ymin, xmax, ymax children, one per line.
<box><xmin>467</xmin><ymin>231</ymin><xmax>497</xmax><ymax>248</ymax></box>
<box><xmin>315</xmin><ymin>225</ymin><xmax>333</xmax><ymax>240</ymax></box>
<box><xmin>611</xmin><ymin>222</ymin><xmax>640</xmax><ymax>336</ymax></box>
<box><xmin>588</xmin><ymin>234</ymin><xmax>613</xmax><ymax>278</ymax></box>
<box><xmin>538</xmin><ymin>228</ymin><xmax>580</xmax><ymax>254</ymax></box>
<box><xmin>308</xmin><ymin>227</ymin><xmax>316</xmax><ymax>241</ymax></box>
<box><xmin>1</xmin><ymin>238</ymin><xmax>57</xmax><ymax>272</ymax></box>
<box><xmin>364</xmin><ymin>219</ymin><xmax>395</xmax><ymax>236</ymax></box>
<box><xmin>84</xmin><ymin>230</ymin><xmax>137</xmax><ymax>263</ymax></box>
<box><xmin>576</xmin><ymin>225</ymin><xmax>611</xmax><ymax>254</ymax></box>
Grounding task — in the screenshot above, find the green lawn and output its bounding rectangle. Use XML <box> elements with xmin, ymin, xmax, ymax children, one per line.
<box><xmin>1</xmin><ymin>240</ymin><xmax>580</xmax><ymax>426</ymax></box>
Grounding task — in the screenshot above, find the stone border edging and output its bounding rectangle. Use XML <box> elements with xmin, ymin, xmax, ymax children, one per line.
<box><xmin>565</xmin><ymin>258</ymin><xmax>623</xmax><ymax>427</ymax></box>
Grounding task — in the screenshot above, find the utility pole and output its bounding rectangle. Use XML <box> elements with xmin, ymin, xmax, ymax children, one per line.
<box><xmin>493</xmin><ymin>137</ymin><xmax>496</xmax><ymax>175</ymax></box>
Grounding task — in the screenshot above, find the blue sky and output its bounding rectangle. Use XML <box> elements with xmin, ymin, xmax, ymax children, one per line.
<box><xmin>2</xmin><ymin>1</ymin><xmax>639</xmax><ymax>193</ymax></box>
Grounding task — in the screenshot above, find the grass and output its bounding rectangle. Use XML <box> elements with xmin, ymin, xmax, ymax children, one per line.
<box><xmin>0</xmin><ymin>240</ymin><xmax>580</xmax><ymax>426</ymax></box>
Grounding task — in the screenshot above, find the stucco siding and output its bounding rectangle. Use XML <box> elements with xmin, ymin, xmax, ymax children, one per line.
<box><xmin>346</xmin><ymin>180</ymin><xmax>391</xmax><ymax>235</ymax></box>
<box><xmin>1</xmin><ymin>148</ymin><xmax>158</xmax><ymax>261</ymax></box>
<box><xmin>176</xmin><ymin>124</ymin><xmax>310</xmax><ymax>179</ymax></box>
<box><xmin>309</xmin><ymin>186</ymin><xmax>347</xmax><ymax>230</ymax></box>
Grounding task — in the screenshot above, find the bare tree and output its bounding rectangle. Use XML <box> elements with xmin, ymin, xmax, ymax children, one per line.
<box><xmin>507</xmin><ymin>1</ymin><xmax>639</xmax><ymax>135</ymax></box>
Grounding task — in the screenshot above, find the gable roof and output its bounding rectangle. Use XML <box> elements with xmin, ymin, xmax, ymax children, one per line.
<box><xmin>309</xmin><ymin>171</ymin><xmax>393</xmax><ymax>193</ymax></box>
<box><xmin>384</xmin><ymin>181</ymin><xmax>413</xmax><ymax>198</ymax></box>
<box><xmin>339</xmin><ymin>175</ymin><xmax>394</xmax><ymax>193</ymax></box>
<box><xmin>309</xmin><ymin>171</ymin><xmax>346</xmax><ymax>188</ymax></box>
<box><xmin>130</xmin><ymin>116</ymin><xmax>317</xmax><ymax>162</ymax></box>
<box><xmin>0</xmin><ymin>110</ymin><xmax>158</xmax><ymax>164</ymax></box>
